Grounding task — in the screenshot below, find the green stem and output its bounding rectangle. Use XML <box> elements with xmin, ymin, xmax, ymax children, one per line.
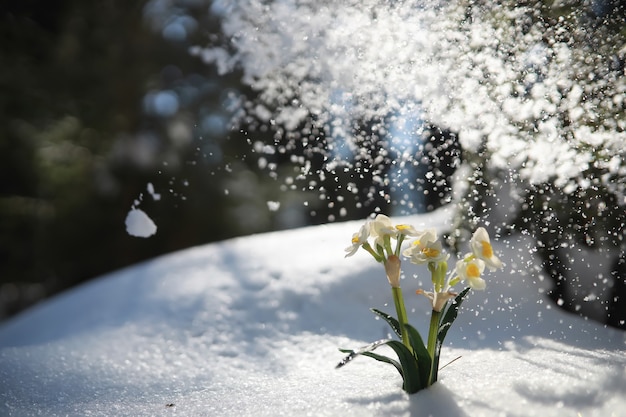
<box><xmin>392</xmin><ymin>287</ymin><xmax>412</xmax><ymax>354</ymax></box>
<box><xmin>362</xmin><ymin>242</ymin><xmax>384</xmax><ymax>262</ymax></box>
<box><xmin>384</xmin><ymin>235</ymin><xmax>394</xmax><ymax>257</ymax></box>
<box><xmin>427</xmin><ymin>309</ymin><xmax>441</xmax><ymax>385</ymax></box>
<box><xmin>394</xmin><ymin>234</ymin><xmax>406</xmax><ymax>256</ymax></box>
<box><xmin>427</xmin><ymin>262</ymin><xmax>437</xmax><ymax>288</ymax></box>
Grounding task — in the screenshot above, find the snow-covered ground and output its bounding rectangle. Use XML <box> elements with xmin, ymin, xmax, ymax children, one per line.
<box><xmin>1</xmin><ymin>208</ymin><xmax>625</xmax><ymax>416</ymax></box>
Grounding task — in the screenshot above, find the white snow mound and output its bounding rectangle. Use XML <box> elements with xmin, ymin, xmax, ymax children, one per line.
<box><xmin>1</xmin><ymin>208</ymin><xmax>624</xmax><ymax>416</ymax></box>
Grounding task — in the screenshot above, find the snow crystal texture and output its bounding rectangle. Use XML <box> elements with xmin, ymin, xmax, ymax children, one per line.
<box><xmin>1</xmin><ymin>208</ymin><xmax>625</xmax><ymax>416</ymax></box>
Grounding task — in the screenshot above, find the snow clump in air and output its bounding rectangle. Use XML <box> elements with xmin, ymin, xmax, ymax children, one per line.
<box><xmin>125</xmin><ymin>208</ymin><xmax>158</xmax><ymax>238</ymax></box>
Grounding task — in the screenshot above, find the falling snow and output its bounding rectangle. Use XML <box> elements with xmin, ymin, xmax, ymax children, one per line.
<box><xmin>192</xmin><ymin>0</ymin><xmax>626</xmax><ymax>209</ymax></box>
<box><xmin>189</xmin><ymin>0</ymin><xmax>626</xmax><ymax>326</ymax></box>
<box><xmin>146</xmin><ymin>182</ymin><xmax>161</xmax><ymax>201</ymax></box>
<box><xmin>267</xmin><ymin>201</ymin><xmax>281</xmax><ymax>211</ymax></box>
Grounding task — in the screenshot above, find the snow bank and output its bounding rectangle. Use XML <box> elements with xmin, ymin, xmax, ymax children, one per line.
<box><xmin>1</xmin><ymin>208</ymin><xmax>625</xmax><ymax>416</ymax></box>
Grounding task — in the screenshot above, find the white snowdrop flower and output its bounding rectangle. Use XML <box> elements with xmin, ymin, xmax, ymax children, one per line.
<box><xmin>394</xmin><ymin>223</ymin><xmax>420</xmax><ymax>237</ymax></box>
<box><xmin>455</xmin><ymin>258</ymin><xmax>486</xmax><ymax>290</ymax></box>
<box><xmin>402</xmin><ymin>229</ymin><xmax>448</xmax><ymax>265</ymax></box>
<box><xmin>470</xmin><ymin>227</ymin><xmax>503</xmax><ymax>271</ymax></box>
<box><xmin>402</xmin><ymin>229</ymin><xmax>438</xmax><ymax>255</ymax></box>
<box><xmin>416</xmin><ymin>289</ymin><xmax>457</xmax><ymax>312</ymax></box>
<box><xmin>344</xmin><ymin>221</ymin><xmax>370</xmax><ymax>257</ymax></box>
<box><xmin>370</xmin><ymin>214</ymin><xmax>397</xmax><ymax>238</ymax></box>
<box><xmin>369</xmin><ymin>214</ymin><xmax>400</xmax><ymax>252</ymax></box>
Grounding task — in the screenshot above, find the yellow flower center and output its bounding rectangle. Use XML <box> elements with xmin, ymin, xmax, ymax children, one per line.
<box><xmin>466</xmin><ymin>263</ymin><xmax>481</xmax><ymax>278</ymax></box>
<box><xmin>421</xmin><ymin>247</ymin><xmax>440</xmax><ymax>258</ymax></box>
<box><xmin>351</xmin><ymin>235</ymin><xmax>360</xmax><ymax>244</ymax></box>
<box><xmin>481</xmin><ymin>241</ymin><xmax>494</xmax><ymax>258</ymax></box>
<box><xmin>396</xmin><ymin>224</ymin><xmax>410</xmax><ymax>231</ymax></box>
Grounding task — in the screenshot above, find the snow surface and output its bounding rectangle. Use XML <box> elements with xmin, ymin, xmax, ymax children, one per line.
<box><xmin>1</xmin><ymin>208</ymin><xmax>625</xmax><ymax>416</ymax></box>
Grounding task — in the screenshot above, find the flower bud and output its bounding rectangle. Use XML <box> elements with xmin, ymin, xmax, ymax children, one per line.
<box><xmin>384</xmin><ymin>255</ymin><xmax>402</xmax><ymax>288</ymax></box>
<box><xmin>433</xmin><ymin>291</ymin><xmax>456</xmax><ymax>312</ymax></box>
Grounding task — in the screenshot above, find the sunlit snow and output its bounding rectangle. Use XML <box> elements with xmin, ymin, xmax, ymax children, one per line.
<box><xmin>1</xmin><ymin>208</ymin><xmax>625</xmax><ymax>416</ymax></box>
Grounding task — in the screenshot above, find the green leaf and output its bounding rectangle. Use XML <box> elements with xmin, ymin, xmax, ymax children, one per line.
<box><xmin>338</xmin><ymin>337</ymin><xmax>429</xmax><ymax>394</ymax></box>
<box><xmin>371</xmin><ymin>308</ymin><xmax>402</xmax><ymax>338</ymax></box>
<box><xmin>438</xmin><ymin>287</ymin><xmax>471</xmax><ymax>344</ymax></box>
<box><xmin>384</xmin><ymin>340</ymin><xmax>424</xmax><ymax>393</ymax></box>
<box><xmin>338</xmin><ymin>347</ymin><xmax>403</xmax><ymax>376</ymax></box>
<box><xmin>404</xmin><ymin>323</ymin><xmax>432</xmax><ymax>387</ymax></box>
<box><xmin>336</xmin><ymin>339</ymin><xmax>391</xmax><ymax>369</ymax></box>
<box><xmin>361</xmin><ymin>352</ymin><xmax>403</xmax><ymax>377</ymax></box>
<box><xmin>433</xmin><ymin>287</ymin><xmax>471</xmax><ymax>377</ymax></box>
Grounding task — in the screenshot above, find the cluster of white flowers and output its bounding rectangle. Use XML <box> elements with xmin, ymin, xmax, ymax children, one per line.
<box><xmin>345</xmin><ymin>214</ymin><xmax>419</xmax><ymax>287</ymax></box>
<box><xmin>346</xmin><ymin>214</ymin><xmax>503</xmax><ymax>311</ymax></box>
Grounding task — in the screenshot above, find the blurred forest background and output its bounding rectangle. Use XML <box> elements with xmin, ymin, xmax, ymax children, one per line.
<box><xmin>1</xmin><ymin>0</ymin><xmax>625</xmax><ymax>329</ymax></box>
<box><xmin>1</xmin><ymin>0</ymin><xmax>427</xmax><ymax>320</ymax></box>
<box><xmin>0</xmin><ymin>0</ymin><xmax>286</xmax><ymax>319</ymax></box>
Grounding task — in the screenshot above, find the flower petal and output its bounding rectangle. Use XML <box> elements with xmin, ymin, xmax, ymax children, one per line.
<box><xmin>344</xmin><ymin>222</ymin><xmax>370</xmax><ymax>257</ymax></box>
<box><xmin>455</xmin><ymin>258</ymin><xmax>487</xmax><ymax>290</ymax></box>
<box><xmin>470</xmin><ymin>227</ymin><xmax>503</xmax><ymax>270</ymax></box>
<box><xmin>370</xmin><ymin>214</ymin><xmax>396</xmax><ymax>238</ymax></box>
